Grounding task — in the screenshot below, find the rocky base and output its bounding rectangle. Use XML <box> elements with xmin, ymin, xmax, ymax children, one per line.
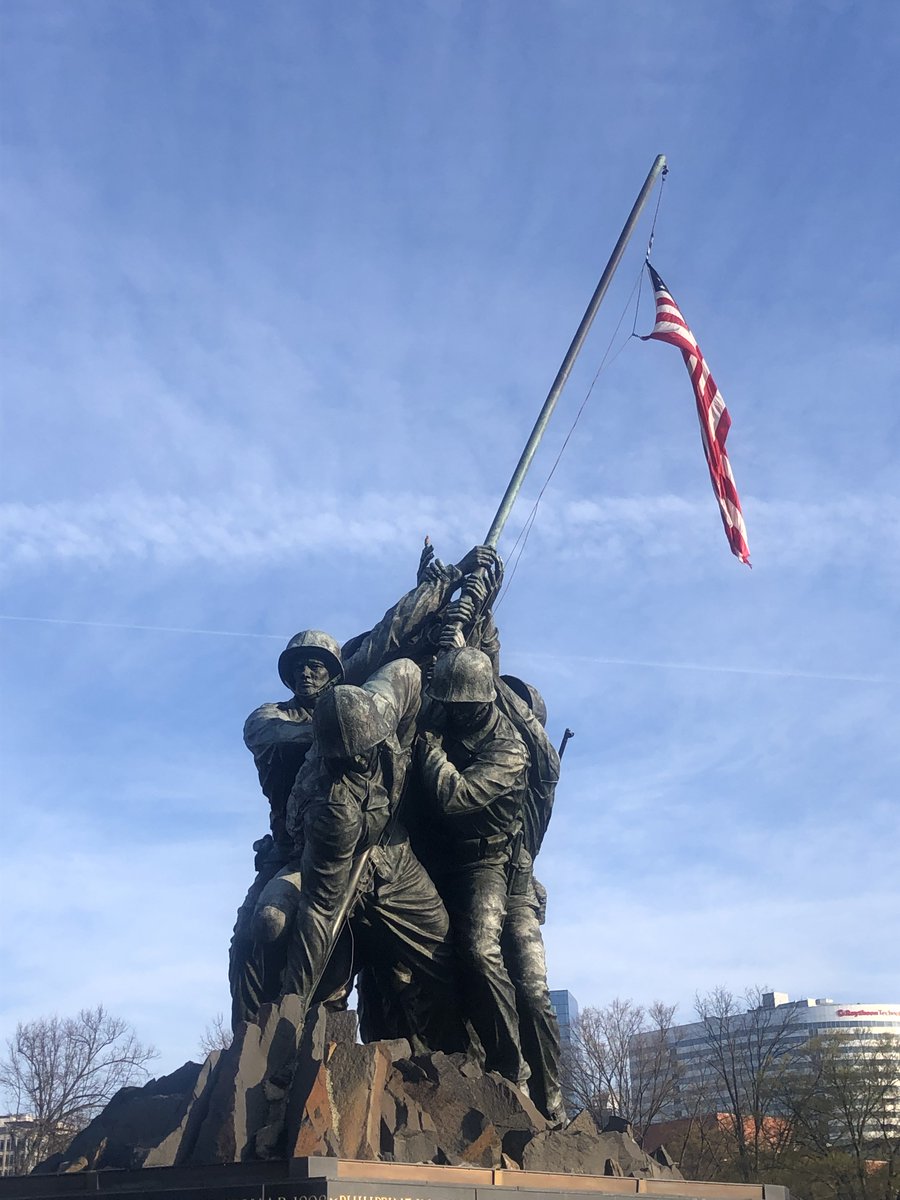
<box><xmin>35</xmin><ymin>997</ymin><xmax>679</xmax><ymax>1180</ymax></box>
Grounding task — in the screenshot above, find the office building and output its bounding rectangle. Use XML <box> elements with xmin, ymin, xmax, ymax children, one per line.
<box><xmin>0</xmin><ymin>1115</ymin><xmax>36</xmax><ymax>1177</ymax></box>
<box><xmin>631</xmin><ymin>991</ymin><xmax>900</xmax><ymax>1122</ymax></box>
<box><xmin>550</xmin><ymin>989</ymin><xmax>579</xmax><ymax>1050</ymax></box>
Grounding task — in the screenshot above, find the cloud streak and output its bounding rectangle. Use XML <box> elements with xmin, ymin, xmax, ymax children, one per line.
<box><xmin>3</xmin><ymin>486</ymin><xmax>897</xmax><ymax>577</ymax></box>
<box><xmin>523</xmin><ymin>650</ymin><xmax>894</xmax><ymax>687</ymax></box>
<box><xmin>0</xmin><ymin>613</ymin><xmax>285</xmax><ymax>641</ymax></box>
<box><xmin>0</xmin><ymin>615</ymin><xmax>890</xmax><ymax>688</ymax></box>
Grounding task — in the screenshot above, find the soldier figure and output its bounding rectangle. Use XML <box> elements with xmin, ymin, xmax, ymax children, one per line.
<box><xmin>280</xmin><ymin>659</ymin><xmax>467</xmax><ymax>1052</ymax></box>
<box><xmin>416</xmin><ymin>647</ymin><xmax>531</xmax><ymax>1091</ymax></box>
<box><xmin>231</xmin><ymin>630</ymin><xmax>343</xmax><ymax>1027</ymax></box>
<box><xmin>496</xmin><ymin>675</ymin><xmax>565</xmax><ymax>1124</ymax></box>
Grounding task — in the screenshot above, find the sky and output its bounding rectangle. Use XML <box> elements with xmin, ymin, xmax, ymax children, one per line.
<box><xmin>1</xmin><ymin>0</ymin><xmax>898</xmax><ymax>1080</ymax></box>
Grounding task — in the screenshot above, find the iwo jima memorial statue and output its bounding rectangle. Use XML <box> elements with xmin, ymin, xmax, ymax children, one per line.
<box><xmin>15</xmin><ymin>160</ymin><xmax>778</xmax><ymax>1200</ymax></box>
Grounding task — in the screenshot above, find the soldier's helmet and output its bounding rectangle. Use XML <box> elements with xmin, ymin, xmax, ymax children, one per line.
<box><xmin>500</xmin><ymin>674</ymin><xmax>548</xmax><ymax>727</ymax></box>
<box><xmin>278</xmin><ymin>630</ymin><xmax>344</xmax><ymax>691</ymax></box>
<box><xmin>427</xmin><ymin>647</ymin><xmax>497</xmax><ymax>704</ymax></box>
<box><xmin>313</xmin><ymin>684</ymin><xmax>393</xmax><ymax>759</ymax></box>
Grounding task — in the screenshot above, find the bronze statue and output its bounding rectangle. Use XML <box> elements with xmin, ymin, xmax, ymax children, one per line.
<box><xmin>229</xmin><ymin>543</ymin><xmax>564</xmax><ymax>1120</ymax></box>
<box><xmin>415</xmin><ymin>647</ymin><xmax>531</xmax><ymax>1090</ymax></box>
<box><xmin>230</xmin><ymin>545</ymin><xmax>499</xmax><ymax>1028</ymax></box>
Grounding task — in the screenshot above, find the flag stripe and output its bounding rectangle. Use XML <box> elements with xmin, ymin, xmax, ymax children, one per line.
<box><xmin>640</xmin><ymin>263</ymin><xmax>750</xmax><ymax>565</ymax></box>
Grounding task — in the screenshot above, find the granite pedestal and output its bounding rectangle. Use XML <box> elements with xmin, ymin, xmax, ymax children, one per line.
<box><xmin>0</xmin><ymin>1155</ymin><xmax>794</xmax><ymax>1200</ymax></box>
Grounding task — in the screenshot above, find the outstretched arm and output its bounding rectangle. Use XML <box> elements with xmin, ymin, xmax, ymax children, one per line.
<box><xmin>437</xmin><ymin>549</ymin><xmax>504</xmax><ymax>659</ymax></box>
<box><xmin>343</xmin><ymin>544</ymin><xmax>500</xmax><ymax>683</ymax></box>
<box><xmin>418</xmin><ymin>729</ymin><xmax>527</xmax><ymax>816</ymax></box>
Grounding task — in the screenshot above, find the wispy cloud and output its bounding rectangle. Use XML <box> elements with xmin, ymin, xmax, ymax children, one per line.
<box><xmin>0</xmin><ymin>768</ymin><xmax>254</xmax><ymax>1070</ymax></box>
<box><xmin>3</xmin><ymin>615</ymin><xmax>890</xmax><ymax>685</ymax></box>
<box><xmin>523</xmin><ymin>650</ymin><xmax>894</xmax><ymax>686</ymax></box>
<box><xmin>541</xmin><ymin>777</ymin><xmax>900</xmax><ymax>1009</ymax></box>
<box><xmin>2</xmin><ymin>486</ymin><xmax>896</xmax><ymax>578</ymax></box>
<box><xmin>0</xmin><ymin>489</ymin><xmax>476</xmax><ymax>572</ymax></box>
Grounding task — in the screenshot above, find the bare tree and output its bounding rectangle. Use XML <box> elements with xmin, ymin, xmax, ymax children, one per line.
<box><xmin>661</xmin><ymin>1110</ymin><xmax>738</xmax><ymax>1183</ymax></box>
<box><xmin>578</xmin><ymin>985</ymin><xmax>900</xmax><ymax>1195</ymax></box>
<box><xmin>564</xmin><ymin>998</ymin><xmax>680</xmax><ymax>1141</ymax></box>
<box><xmin>197</xmin><ymin>1013</ymin><xmax>232</xmax><ymax>1058</ymax></box>
<box><xmin>561</xmin><ymin>1005</ymin><xmax>608</xmax><ymax>1127</ymax></box>
<box><xmin>630</xmin><ymin>1000</ymin><xmax>683</xmax><ymax>1138</ymax></box>
<box><xmin>0</xmin><ymin>1005</ymin><xmax>158</xmax><ymax>1172</ymax></box>
<box><xmin>782</xmin><ymin>1031</ymin><xmax>900</xmax><ymax>1200</ymax></box>
<box><xmin>692</xmin><ymin>986</ymin><xmax>804</xmax><ymax>1183</ymax></box>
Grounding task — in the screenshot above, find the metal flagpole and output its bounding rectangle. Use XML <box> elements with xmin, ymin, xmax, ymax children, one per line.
<box><xmin>484</xmin><ymin>154</ymin><xmax>667</xmax><ymax>549</ymax></box>
<box><xmin>306</xmin><ymin>160</ymin><xmax>666</xmax><ymax>1016</ymax></box>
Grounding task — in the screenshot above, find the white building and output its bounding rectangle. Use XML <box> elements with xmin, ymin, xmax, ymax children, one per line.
<box><xmin>631</xmin><ymin>991</ymin><xmax>900</xmax><ymax>1122</ymax></box>
<box><xmin>0</xmin><ymin>1115</ymin><xmax>37</xmax><ymax>1178</ymax></box>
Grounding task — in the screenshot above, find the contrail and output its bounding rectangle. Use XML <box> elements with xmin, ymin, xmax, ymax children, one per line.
<box><xmin>0</xmin><ymin>613</ymin><xmax>285</xmax><ymax>640</ymax></box>
<box><xmin>1</xmin><ymin>614</ymin><xmax>891</xmax><ymax>685</ymax></box>
<box><xmin>520</xmin><ymin>651</ymin><xmax>892</xmax><ymax>686</ymax></box>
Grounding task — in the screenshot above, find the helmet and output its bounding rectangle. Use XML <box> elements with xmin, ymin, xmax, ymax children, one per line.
<box><xmin>278</xmin><ymin>631</ymin><xmax>343</xmax><ymax>691</ymax></box>
<box><xmin>501</xmin><ymin>674</ymin><xmax>548</xmax><ymax>727</ymax></box>
<box><xmin>313</xmin><ymin>684</ymin><xmax>393</xmax><ymax>758</ymax></box>
<box><xmin>427</xmin><ymin>647</ymin><xmax>497</xmax><ymax>704</ymax></box>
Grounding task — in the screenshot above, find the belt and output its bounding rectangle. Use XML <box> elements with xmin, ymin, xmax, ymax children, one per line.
<box><xmin>452</xmin><ymin>832</ymin><xmax>509</xmax><ymax>864</ymax></box>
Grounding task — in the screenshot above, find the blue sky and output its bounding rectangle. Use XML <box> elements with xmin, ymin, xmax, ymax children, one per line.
<box><xmin>1</xmin><ymin>0</ymin><xmax>898</xmax><ymax>1074</ymax></box>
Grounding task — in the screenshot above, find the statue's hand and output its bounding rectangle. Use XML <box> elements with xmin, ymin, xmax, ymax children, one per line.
<box><xmin>252</xmin><ymin>833</ymin><xmax>275</xmax><ymax>871</ymax></box>
<box><xmin>422</xmin><ymin>557</ymin><xmax>455</xmax><ymax>584</ymax></box>
<box><xmin>465</xmin><ymin>573</ymin><xmax>490</xmax><ymax>607</ymax></box>
<box><xmin>456</xmin><ymin>545</ymin><xmax>502</xmax><ymax>576</ymax></box>
<box><xmin>416</xmin><ymin>539</ymin><xmax>436</xmax><ymax>585</ymax></box>
<box><xmin>418</xmin><ymin>729</ymin><xmax>443</xmax><ymax>765</ymax></box>
<box><xmin>444</xmin><ymin>595</ymin><xmax>476</xmax><ymax>626</ymax></box>
<box><xmin>438</xmin><ymin>623</ymin><xmax>467</xmax><ymax>651</ymax></box>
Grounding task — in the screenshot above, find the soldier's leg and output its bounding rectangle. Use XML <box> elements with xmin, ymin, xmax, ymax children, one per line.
<box><xmin>444</xmin><ymin>860</ymin><xmax>529</xmax><ymax>1087</ymax></box>
<box><xmin>356</xmin><ymin>961</ymin><xmax>422</xmax><ymax>1048</ymax></box>
<box><xmin>356</xmin><ymin>963</ymin><xmax>397</xmax><ymax>1043</ymax></box>
<box><xmin>502</xmin><ymin>896</ymin><xmax>564</xmax><ymax>1121</ymax></box>
<box><xmin>353</xmin><ymin>840</ymin><xmax>469</xmax><ymax>1054</ymax></box>
<box><xmin>252</xmin><ymin>865</ymin><xmax>302</xmax><ymax>945</ymax></box>
<box><xmin>281</xmin><ymin>796</ymin><xmax>364</xmax><ymax>1006</ymax></box>
<box><xmin>229</xmin><ymin>858</ymin><xmax>284</xmax><ymax>1029</ymax></box>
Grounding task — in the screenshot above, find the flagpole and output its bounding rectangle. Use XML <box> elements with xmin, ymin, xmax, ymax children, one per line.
<box><xmin>484</xmin><ymin>154</ymin><xmax>667</xmax><ymax>549</ymax></box>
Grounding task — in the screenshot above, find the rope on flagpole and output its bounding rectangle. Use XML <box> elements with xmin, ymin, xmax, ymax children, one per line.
<box><xmin>498</xmin><ymin>168</ymin><xmax>672</xmax><ymax>597</ymax></box>
<box><xmin>497</xmin><ymin>168</ymin><xmax>671</xmax><ymax>603</ymax></box>
<box><xmin>632</xmin><ymin>162</ymin><xmax>668</xmax><ymax>336</ymax></box>
<box><xmin>494</xmin><ymin>263</ymin><xmax>647</xmax><ymax>609</ymax></box>
<box><xmin>645</xmin><ymin>161</ymin><xmax>667</xmax><ymax>260</ymax></box>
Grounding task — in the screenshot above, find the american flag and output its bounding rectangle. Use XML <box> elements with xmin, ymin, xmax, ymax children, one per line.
<box><xmin>641</xmin><ymin>262</ymin><xmax>751</xmax><ymax>566</ymax></box>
